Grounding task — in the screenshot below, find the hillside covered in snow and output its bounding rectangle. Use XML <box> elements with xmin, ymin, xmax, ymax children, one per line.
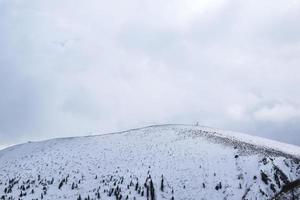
<box><xmin>0</xmin><ymin>124</ymin><xmax>299</xmax><ymax>200</ymax></box>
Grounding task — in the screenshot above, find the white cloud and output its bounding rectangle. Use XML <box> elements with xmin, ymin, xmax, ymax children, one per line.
<box><xmin>174</xmin><ymin>0</ymin><xmax>227</xmax><ymax>27</ymax></box>
<box><xmin>254</xmin><ymin>104</ymin><xmax>300</xmax><ymax>122</ymax></box>
<box><xmin>227</xmin><ymin>105</ymin><xmax>246</xmax><ymax>121</ymax></box>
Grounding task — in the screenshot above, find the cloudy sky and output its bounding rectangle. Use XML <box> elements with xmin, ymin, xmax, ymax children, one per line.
<box><xmin>1</xmin><ymin>0</ymin><xmax>300</xmax><ymax>149</ymax></box>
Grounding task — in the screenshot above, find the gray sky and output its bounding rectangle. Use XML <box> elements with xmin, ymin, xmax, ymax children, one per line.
<box><xmin>1</xmin><ymin>0</ymin><xmax>300</xmax><ymax>149</ymax></box>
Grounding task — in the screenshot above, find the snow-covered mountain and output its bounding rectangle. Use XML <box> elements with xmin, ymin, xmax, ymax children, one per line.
<box><xmin>0</xmin><ymin>124</ymin><xmax>299</xmax><ymax>200</ymax></box>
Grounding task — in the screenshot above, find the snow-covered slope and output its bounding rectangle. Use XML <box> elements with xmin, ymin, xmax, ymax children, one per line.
<box><xmin>0</xmin><ymin>124</ymin><xmax>299</xmax><ymax>200</ymax></box>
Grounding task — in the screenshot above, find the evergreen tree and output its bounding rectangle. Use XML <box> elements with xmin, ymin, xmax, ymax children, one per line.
<box><xmin>135</xmin><ymin>182</ymin><xmax>139</xmax><ymax>191</ymax></box>
<box><xmin>160</xmin><ymin>175</ymin><xmax>164</xmax><ymax>192</ymax></box>
<box><xmin>150</xmin><ymin>180</ymin><xmax>155</xmax><ymax>200</ymax></box>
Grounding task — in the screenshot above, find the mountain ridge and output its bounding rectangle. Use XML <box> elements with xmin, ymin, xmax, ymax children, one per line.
<box><xmin>0</xmin><ymin>124</ymin><xmax>299</xmax><ymax>199</ymax></box>
<box><xmin>1</xmin><ymin>124</ymin><xmax>299</xmax><ymax>159</ymax></box>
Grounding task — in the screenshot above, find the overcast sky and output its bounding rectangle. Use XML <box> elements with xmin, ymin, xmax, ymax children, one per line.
<box><xmin>0</xmin><ymin>0</ymin><xmax>300</xmax><ymax>149</ymax></box>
